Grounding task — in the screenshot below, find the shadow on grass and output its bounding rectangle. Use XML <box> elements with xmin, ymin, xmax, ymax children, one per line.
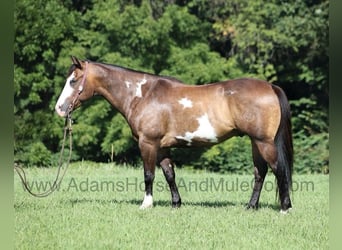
<box><xmin>67</xmin><ymin>198</ymin><xmax>280</xmax><ymax>211</ymax></box>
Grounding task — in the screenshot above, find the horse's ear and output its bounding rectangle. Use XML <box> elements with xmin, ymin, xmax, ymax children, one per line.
<box><xmin>71</xmin><ymin>56</ymin><xmax>82</xmax><ymax>69</ymax></box>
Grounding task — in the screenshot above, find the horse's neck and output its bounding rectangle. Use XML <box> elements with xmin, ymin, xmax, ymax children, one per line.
<box><xmin>94</xmin><ymin>65</ymin><xmax>154</xmax><ymax>118</ymax></box>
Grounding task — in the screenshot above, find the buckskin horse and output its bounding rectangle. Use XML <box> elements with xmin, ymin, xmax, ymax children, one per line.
<box><xmin>55</xmin><ymin>56</ymin><xmax>293</xmax><ymax>213</ymax></box>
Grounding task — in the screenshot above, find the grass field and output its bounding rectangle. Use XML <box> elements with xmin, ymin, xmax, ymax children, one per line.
<box><xmin>14</xmin><ymin>163</ymin><xmax>328</xmax><ymax>249</ymax></box>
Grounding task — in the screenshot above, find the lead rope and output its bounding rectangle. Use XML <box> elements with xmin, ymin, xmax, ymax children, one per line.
<box><xmin>14</xmin><ymin>113</ymin><xmax>73</xmax><ymax>197</ymax></box>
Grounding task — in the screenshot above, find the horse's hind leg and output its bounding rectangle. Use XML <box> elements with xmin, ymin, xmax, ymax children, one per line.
<box><xmin>247</xmin><ymin>140</ymin><xmax>268</xmax><ymax>209</ymax></box>
<box><xmin>158</xmin><ymin>149</ymin><xmax>181</xmax><ymax>208</ymax></box>
<box><xmin>252</xmin><ymin>139</ymin><xmax>292</xmax><ymax>212</ymax></box>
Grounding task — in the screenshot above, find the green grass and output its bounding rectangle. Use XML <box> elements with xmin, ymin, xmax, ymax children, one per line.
<box><xmin>14</xmin><ymin>163</ymin><xmax>328</xmax><ymax>249</ymax></box>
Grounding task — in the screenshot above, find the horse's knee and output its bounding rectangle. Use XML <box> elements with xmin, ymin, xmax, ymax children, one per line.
<box><xmin>144</xmin><ymin>170</ymin><xmax>155</xmax><ymax>184</ymax></box>
<box><xmin>160</xmin><ymin>158</ymin><xmax>172</xmax><ymax>170</ymax></box>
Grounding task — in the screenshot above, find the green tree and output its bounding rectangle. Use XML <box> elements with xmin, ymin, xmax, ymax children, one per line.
<box><xmin>203</xmin><ymin>0</ymin><xmax>329</xmax><ymax>173</ymax></box>
<box><xmin>209</xmin><ymin>0</ymin><xmax>329</xmax><ymax>133</ymax></box>
<box><xmin>14</xmin><ymin>0</ymin><xmax>80</xmax><ymax>166</ymax></box>
<box><xmin>14</xmin><ymin>0</ymin><xmax>328</xmax><ymax>173</ymax></box>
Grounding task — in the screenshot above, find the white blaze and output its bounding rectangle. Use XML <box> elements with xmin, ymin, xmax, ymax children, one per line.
<box><xmin>178</xmin><ymin>98</ymin><xmax>193</xmax><ymax>109</ymax></box>
<box><xmin>55</xmin><ymin>72</ymin><xmax>76</xmax><ymax>116</ymax></box>
<box><xmin>176</xmin><ymin>113</ymin><xmax>218</xmax><ymax>145</ymax></box>
<box><xmin>135</xmin><ymin>77</ymin><xmax>147</xmax><ymax>97</ymax></box>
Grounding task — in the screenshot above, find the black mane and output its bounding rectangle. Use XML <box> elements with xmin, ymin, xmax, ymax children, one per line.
<box><xmin>92</xmin><ymin>61</ymin><xmax>183</xmax><ymax>83</ymax></box>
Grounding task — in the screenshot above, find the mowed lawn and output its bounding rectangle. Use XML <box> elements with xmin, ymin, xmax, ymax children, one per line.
<box><xmin>14</xmin><ymin>163</ymin><xmax>328</xmax><ymax>249</ymax></box>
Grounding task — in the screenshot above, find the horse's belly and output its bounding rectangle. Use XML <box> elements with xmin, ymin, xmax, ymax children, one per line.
<box><xmin>160</xmin><ymin>117</ymin><xmax>236</xmax><ymax>148</ymax></box>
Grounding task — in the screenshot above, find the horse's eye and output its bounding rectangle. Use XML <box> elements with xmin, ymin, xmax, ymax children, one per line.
<box><xmin>70</xmin><ymin>79</ymin><xmax>77</xmax><ymax>86</ymax></box>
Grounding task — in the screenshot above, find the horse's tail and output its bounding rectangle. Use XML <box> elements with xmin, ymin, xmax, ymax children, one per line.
<box><xmin>272</xmin><ymin>85</ymin><xmax>293</xmax><ymax>191</ymax></box>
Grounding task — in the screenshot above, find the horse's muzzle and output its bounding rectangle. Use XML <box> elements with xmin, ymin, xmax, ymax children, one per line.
<box><xmin>55</xmin><ymin>103</ymin><xmax>68</xmax><ymax>117</ymax></box>
<box><xmin>55</xmin><ymin>99</ymin><xmax>82</xmax><ymax>117</ymax></box>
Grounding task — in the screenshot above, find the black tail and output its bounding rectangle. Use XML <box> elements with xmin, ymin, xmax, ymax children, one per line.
<box><xmin>272</xmin><ymin>85</ymin><xmax>293</xmax><ymax>192</ymax></box>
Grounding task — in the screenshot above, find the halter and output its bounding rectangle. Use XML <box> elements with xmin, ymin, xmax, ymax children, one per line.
<box><xmin>14</xmin><ymin>61</ymin><xmax>89</xmax><ymax>197</ymax></box>
<box><xmin>68</xmin><ymin>61</ymin><xmax>89</xmax><ymax>115</ymax></box>
<box><xmin>78</xmin><ymin>61</ymin><xmax>89</xmax><ymax>93</ymax></box>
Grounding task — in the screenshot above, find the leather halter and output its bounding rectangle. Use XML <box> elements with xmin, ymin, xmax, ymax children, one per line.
<box><xmin>77</xmin><ymin>61</ymin><xmax>89</xmax><ymax>93</ymax></box>
<box><xmin>68</xmin><ymin>61</ymin><xmax>89</xmax><ymax>115</ymax></box>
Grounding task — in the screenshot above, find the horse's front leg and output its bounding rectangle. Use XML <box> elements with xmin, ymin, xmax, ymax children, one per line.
<box><xmin>158</xmin><ymin>149</ymin><xmax>181</xmax><ymax>208</ymax></box>
<box><xmin>139</xmin><ymin>139</ymin><xmax>157</xmax><ymax>209</ymax></box>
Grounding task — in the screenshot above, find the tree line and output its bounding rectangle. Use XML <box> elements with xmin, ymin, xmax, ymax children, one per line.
<box><xmin>14</xmin><ymin>0</ymin><xmax>329</xmax><ymax>173</ymax></box>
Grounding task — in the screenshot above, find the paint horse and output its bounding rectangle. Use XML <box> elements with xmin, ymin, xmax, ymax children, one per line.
<box><xmin>55</xmin><ymin>56</ymin><xmax>293</xmax><ymax>213</ymax></box>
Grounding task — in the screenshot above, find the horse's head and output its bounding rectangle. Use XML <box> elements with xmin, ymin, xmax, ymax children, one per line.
<box><xmin>55</xmin><ymin>56</ymin><xmax>93</xmax><ymax>117</ymax></box>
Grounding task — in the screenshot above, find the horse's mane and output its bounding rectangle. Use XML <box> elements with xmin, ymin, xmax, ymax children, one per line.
<box><xmin>92</xmin><ymin>61</ymin><xmax>184</xmax><ymax>83</ymax></box>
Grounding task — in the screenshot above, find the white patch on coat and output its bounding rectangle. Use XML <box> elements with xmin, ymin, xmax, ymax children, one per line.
<box><xmin>226</xmin><ymin>90</ymin><xmax>236</xmax><ymax>95</ymax></box>
<box><xmin>135</xmin><ymin>77</ymin><xmax>147</xmax><ymax>97</ymax></box>
<box><xmin>55</xmin><ymin>72</ymin><xmax>76</xmax><ymax>116</ymax></box>
<box><xmin>178</xmin><ymin>97</ymin><xmax>193</xmax><ymax>109</ymax></box>
<box><xmin>175</xmin><ymin>113</ymin><xmax>218</xmax><ymax>146</ymax></box>
<box><xmin>139</xmin><ymin>193</ymin><xmax>153</xmax><ymax>209</ymax></box>
<box><xmin>125</xmin><ymin>80</ymin><xmax>132</xmax><ymax>88</ymax></box>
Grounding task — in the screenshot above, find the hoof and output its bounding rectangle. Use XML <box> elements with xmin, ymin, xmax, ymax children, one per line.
<box><xmin>139</xmin><ymin>203</ymin><xmax>153</xmax><ymax>210</ymax></box>
<box><xmin>172</xmin><ymin>200</ymin><xmax>181</xmax><ymax>208</ymax></box>
<box><xmin>280</xmin><ymin>207</ymin><xmax>292</xmax><ymax>214</ymax></box>
<box><xmin>246</xmin><ymin>203</ymin><xmax>259</xmax><ymax>210</ymax></box>
<box><xmin>140</xmin><ymin>193</ymin><xmax>153</xmax><ymax>209</ymax></box>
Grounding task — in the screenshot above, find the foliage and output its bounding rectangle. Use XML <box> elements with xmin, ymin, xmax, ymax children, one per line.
<box><xmin>192</xmin><ymin>137</ymin><xmax>252</xmax><ymax>174</ymax></box>
<box><xmin>293</xmin><ymin>131</ymin><xmax>329</xmax><ymax>174</ymax></box>
<box><xmin>14</xmin><ymin>0</ymin><xmax>328</xmax><ymax>173</ymax></box>
<box><xmin>101</xmin><ymin>113</ymin><xmax>140</xmax><ymax>164</ymax></box>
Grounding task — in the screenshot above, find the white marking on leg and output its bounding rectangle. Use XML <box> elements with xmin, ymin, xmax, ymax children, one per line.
<box><xmin>178</xmin><ymin>97</ymin><xmax>193</xmax><ymax>109</ymax></box>
<box><xmin>135</xmin><ymin>77</ymin><xmax>147</xmax><ymax>97</ymax></box>
<box><xmin>175</xmin><ymin>113</ymin><xmax>218</xmax><ymax>145</ymax></box>
<box><xmin>125</xmin><ymin>80</ymin><xmax>132</xmax><ymax>88</ymax></box>
<box><xmin>55</xmin><ymin>72</ymin><xmax>76</xmax><ymax>116</ymax></box>
<box><xmin>140</xmin><ymin>193</ymin><xmax>153</xmax><ymax>209</ymax></box>
<box><xmin>280</xmin><ymin>207</ymin><xmax>292</xmax><ymax>214</ymax></box>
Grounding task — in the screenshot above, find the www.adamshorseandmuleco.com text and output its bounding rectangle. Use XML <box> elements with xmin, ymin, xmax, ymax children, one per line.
<box><xmin>20</xmin><ymin>176</ymin><xmax>315</xmax><ymax>194</ymax></box>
